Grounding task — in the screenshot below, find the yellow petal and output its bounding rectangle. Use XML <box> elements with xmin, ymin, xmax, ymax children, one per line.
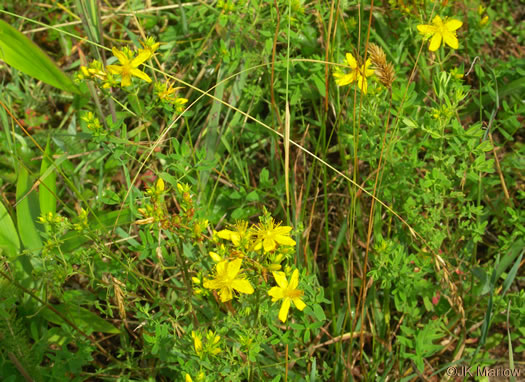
<box><xmin>442</xmin><ymin>31</ymin><xmax>459</xmax><ymax>49</ymax></box>
<box><xmin>288</xmin><ymin>269</ymin><xmax>300</xmax><ymax>290</ymax></box>
<box><xmin>219</xmin><ymin>287</ymin><xmax>233</xmax><ymax>302</ymax></box>
<box><xmin>217</xmin><ymin>229</ymin><xmax>234</xmax><ymax>240</ymax></box>
<box><xmin>345</xmin><ymin>53</ymin><xmax>357</xmax><ymax>69</ymax></box>
<box><xmin>445</xmin><ymin>19</ymin><xmax>462</xmax><ymax>31</ymax></box>
<box><xmin>228</xmin><ymin>258</ymin><xmax>243</xmax><ymax>278</ymax></box>
<box><xmin>231</xmin><ymin>279</ymin><xmax>254</xmax><ymax>295</ymax></box>
<box><xmin>185</xmin><ymin>374</ymin><xmax>193</xmax><ymax>382</ymax></box>
<box><xmin>203</xmin><ymin>279</ymin><xmax>219</xmax><ymax>289</ymax></box>
<box><xmin>263</xmin><ymin>238</ymin><xmax>277</xmax><ymax>252</ymax></box>
<box><xmin>132</xmin><ymin>49</ymin><xmax>152</xmax><ymax>66</ymax></box>
<box><xmin>274</xmin><ymin>226</ymin><xmax>292</xmax><ymax>234</ymax></box>
<box><xmin>292</xmin><ymin>297</ymin><xmax>306</xmax><ymax>311</ymax></box>
<box><xmin>272</xmin><ymin>271</ymin><xmax>288</xmax><ymax>289</ymax></box>
<box><xmin>209</xmin><ymin>251</ymin><xmax>222</xmax><ymax>263</ymax></box>
<box><xmin>268</xmin><ymin>286</ymin><xmax>284</xmax><ymax>301</ymax></box>
<box><xmin>417</xmin><ymin>24</ymin><xmax>435</xmax><ymax>35</ymax></box>
<box><xmin>364</xmin><ymin>60</ymin><xmax>375</xmax><ymax>77</ymax></box>
<box><xmin>130</xmin><ymin>68</ymin><xmax>152</xmax><ymax>83</ymax></box>
<box><xmin>278</xmin><ymin>298</ymin><xmax>291</xmax><ymax>322</ymax></box>
<box><xmin>106</xmin><ymin>65</ymin><xmax>123</xmax><ymax>75</ymax></box>
<box><xmin>230</xmin><ymin>232</ymin><xmax>241</xmax><ymax>246</ymax></box>
<box><xmin>334</xmin><ymin>73</ymin><xmax>355</xmax><ymax>87</ymax></box>
<box><xmin>121</xmin><ymin>74</ymin><xmax>132</xmax><ymax>87</ymax></box>
<box><xmin>431</xmin><ymin>15</ymin><xmax>443</xmax><ymax>27</ymax></box>
<box><xmin>429</xmin><ymin>33</ymin><xmax>442</xmax><ymax>51</ymax></box>
<box><xmin>275</xmin><ymin>234</ymin><xmax>296</xmax><ymax>246</ymax></box>
<box><xmin>358</xmin><ymin>75</ymin><xmax>367</xmax><ymax>94</ymax></box>
<box><xmin>216</xmin><ymin>260</ymin><xmax>227</xmax><ymax>275</ymax></box>
<box><xmin>112</xmin><ymin>47</ymin><xmax>128</xmax><ymax>64</ymax></box>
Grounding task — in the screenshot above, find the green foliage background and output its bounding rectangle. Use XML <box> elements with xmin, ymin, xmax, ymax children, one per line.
<box><xmin>0</xmin><ymin>0</ymin><xmax>523</xmax><ymax>380</ymax></box>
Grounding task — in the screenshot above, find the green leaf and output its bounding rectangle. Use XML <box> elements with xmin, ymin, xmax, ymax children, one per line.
<box><xmin>16</xmin><ymin>167</ymin><xmax>42</xmax><ymax>251</ymax></box>
<box><xmin>312</xmin><ymin>304</ymin><xmax>326</xmax><ymax>321</ymax></box>
<box><xmin>0</xmin><ymin>199</ymin><xmax>20</xmax><ymax>258</ymax></box>
<box><xmin>39</xmin><ymin>140</ymin><xmax>57</xmax><ymax>221</ymax></box>
<box><xmin>41</xmin><ymin>303</ymin><xmax>120</xmax><ymax>335</ymax></box>
<box><xmin>502</xmin><ymin>250</ymin><xmax>523</xmax><ymax>295</ymax></box>
<box><xmin>0</xmin><ymin>19</ymin><xmax>79</xmax><ymax>94</ymax></box>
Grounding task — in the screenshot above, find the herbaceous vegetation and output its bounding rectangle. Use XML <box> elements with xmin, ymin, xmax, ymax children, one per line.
<box><xmin>0</xmin><ymin>0</ymin><xmax>523</xmax><ymax>381</ymax></box>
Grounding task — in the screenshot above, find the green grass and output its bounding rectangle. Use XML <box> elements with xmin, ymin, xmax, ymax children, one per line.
<box><xmin>0</xmin><ymin>0</ymin><xmax>524</xmax><ymax>381</ymax></box>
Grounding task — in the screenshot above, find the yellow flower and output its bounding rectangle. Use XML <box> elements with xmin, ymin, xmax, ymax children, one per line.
<box><xmin>173</xmin><ymin>97</ymin><xmax>188</xmax><ymax>113</ymax></box>
<box><xmin>154</xmin><ymin>80</ymin><xmax>188</xmax><ymax>112</ymax></box>
<box><xmin>333</xmin><ymin>53</ymin><xmax>375</xmax><ymax>93</ymax></box>
<box><xmin>155</xmin><ymin>81</ymin><xmax>183</xmax><ymax>101</ymax></box>
<box><xmin>253</xmin><ymin>219</ymin><xmax>296</xmax><ymax>253</ymax></box>
<box><xmin>203</xmin><ymin>258</ymin><xmax>254</xmax><ymax>302</ymax></box>
<box><xmin>140</xmin><ymin>36</ymin><xmax>160</xmax><ymax>57</ymax></box>
<box><xmin>268</xmin><ymin>269</ymin><xmax>306</xmax><ymax>323</ymax></box>
<box><xmin>191</xmin><ymin>331</ymin><xmax>203</xmax><ymax>356</ymax></box>
<box><xmin>333</xmin><ymin>53</ymin><xmax>360</xmax><ymax>86</ymax></box>
<box><xmin>185</xmin><ymin>374</ymin><xmax>193</xmax><ymax>382</ymax></box>
<box><xmin>417</xmin><ymin>15</ymin><xmax>463</xmax><ymax>51</ymax></box>
<box><xmin>217</xmin><ymin>220</ymin><xmax>251</xmax><ymax>247</ymax></box>
<box><xmin>106</xmin><ymin>47</ymin><xmax>152</xmax><ymax>87</ymax></box>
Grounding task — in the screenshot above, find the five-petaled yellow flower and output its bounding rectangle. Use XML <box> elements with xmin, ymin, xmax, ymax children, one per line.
<box><xmin>253</xmin><ymin>219</ymin><xmax>296</xmax><ymax>253</ymax></box>
<box><xmin>106</xmin><ymin>47</ymin><xmax>152</xmax><ymax>87</ymax></box>
<box><xmin>417</xmin><ymin>15</ymin><xmax>463</xmax><ymax>51</ymax></box>
<box><xmin>333</xmin><ymin>53</ymin><xmax>375</xmax><ymax>94</ymax></box>
<box><xmin>268</xmin><ymin>269</ymin><xmax>306</xmax><ymax>323</ymax></box>
<box><xmin>203</xmin><ymin>258</ymin><xmax>254</xmax><ymax>302</ymax></box>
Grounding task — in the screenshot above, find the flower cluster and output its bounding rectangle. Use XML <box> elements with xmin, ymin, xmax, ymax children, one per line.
<box><xmin>197</xmin><ymin>210</ymin><xmax>305</xmax><ymax>323</ymax></box>
<box><xmin>77</xmin><ymin>37</ymin><xmax>188</xmax><ymax>116</ymax></box>
<box><xmin>191</xmin><ymin>330</ymin><xmax>221</xmax><ymax>358</ymax></box>
<box><xmin>80</xmin><ymin>111</ymin><xmax>105</xmax><ymax>138</ymax></box>
<box><xmin>154</xmin><ymin>81</ymin><xmax>188</xmax><ymax>112</ymax></box>
<box><xmin>135</xmin><ymin>180</ymin><xmax>206</xmax><ymax>245</ymax></box>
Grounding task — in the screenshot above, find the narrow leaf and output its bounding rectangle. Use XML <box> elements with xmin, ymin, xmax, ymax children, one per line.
<box><xmin>16</xmin><ymin>167</ymin><xmax>42</xmax><ymax>251</ymax></box>
<box><xmin>39</xmin><ymin>140</ymin><xmax>57</xmax><ymax>222</ymax></box>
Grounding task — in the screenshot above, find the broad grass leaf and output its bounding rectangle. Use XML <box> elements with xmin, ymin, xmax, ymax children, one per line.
<box><xmin>0</xmin><ymin>19</ymin><xmax>79</xmax><ymax>94</ymax></box>
<box><xmin>0</xmin><ymin>199</ymin><xmax>20</xmax><ymax>258</ymax></box>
